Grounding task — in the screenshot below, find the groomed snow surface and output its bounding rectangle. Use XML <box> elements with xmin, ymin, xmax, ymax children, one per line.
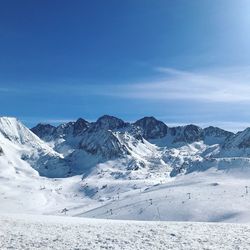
<box><xmin>1</xmin><ymin>213</ymin><xmax>250</xmax><ymax>250</ymax></box>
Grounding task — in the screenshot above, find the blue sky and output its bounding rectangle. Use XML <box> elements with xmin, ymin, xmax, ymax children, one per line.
<box><xmin>1</xmin><ymin>0</ymin><xmax>250</xmax><ymax>131</ymax></box>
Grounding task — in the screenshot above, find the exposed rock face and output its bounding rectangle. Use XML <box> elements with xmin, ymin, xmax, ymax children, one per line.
<box><xmin>171</xmin><ymin>125</ymin><xmax>203</xmax><ymax>144</ymax></box>
<box><xmin>90</xmin><ymin>115</ymin><xmax>127</xmax><ymax>132</ymax></box>
<box><xmin>0</xmin><ymin>145</ymin><xmax>3</xmax><ymax>155</ymax></box>
<box><xmin>54</xmin><ymin>122</ymin><xmax>75</xmax><ymax>138</ymax></box>
<box><xmin>31</xmin><ymin>118</ymin><xmax>89</xmax><ymax>141</ymax></box>
<box><xmin>31</xmin><ymin>124</ymin><xmax>56</xmax><ymax>139</ymax></box>
<box><xmin>79</xmin><ymin>130</ymin><xmax>129</xmax><ymax>159</ymax></box>
<box><xmin>76</xmin><ymin>116</ymin><xmax>130</xmax><ymax>160</ymax></box>
<box><xmin>169</xmin><ymin>125</ymin><xmax>233</xmax><ymax>145</ymax></box>
<box><xmin>134</xmin><ymin>117</ymin><xmax>168</xmax><ymax>139</ymax></box>
<box><xmin>203</xmin><ymin>126</ymin><xmax>233</xmax><ymax>139</ymax></box>
<box><xmin>72</xmin><ymin>118</ymin><xmax>89</xmax><ymax>136</ymax></box>
<box><xmin>201</xmin><ymin>126</ymin><xmax>234</xmax><ymax>146</ymax></box>
<box><xmin>222</xmin><ymin>128</ymin><xmax>250</xmax><ymax>149</ymax></box>
<box><xmin>184</xmin><ymin>125</ymin><xmax>204</xmax><ymax>141</ymax></box>
<box><xmin>184</xmin><ymin>125</ymin><xmax>203</xmax><ymax>142</ymax></box>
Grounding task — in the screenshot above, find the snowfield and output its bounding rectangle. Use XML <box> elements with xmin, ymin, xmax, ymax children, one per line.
<box><xmin>1</xmin><ymin>213</ymin><xmax>250</xmax><ymax>250</ymax></box>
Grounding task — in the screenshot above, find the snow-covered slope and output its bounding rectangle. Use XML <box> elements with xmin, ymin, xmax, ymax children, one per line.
<box><xmin>2</xmin><ymin>213</ymin><xmax>250</xmax><ymax>250</ymax></box>
<box><xmin>0</xmin><ymin>117</ymin><xmax>69</xmax><ymax>178</ymax></box>
<box><xmin>219</xmin><ymin>128</ymin><xmax>250</xmax><ymax>157</ymax></box>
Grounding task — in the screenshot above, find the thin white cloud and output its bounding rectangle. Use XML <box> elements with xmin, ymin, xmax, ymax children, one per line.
<box><xmin>3</xmin><ymin>66</ymin><xmax>250</xmax><ymax>104</ymax></box>
<box><xmin>102</xmin><ymin>66</ymin><xmax>250</xmax><ymax>103</ymax></box>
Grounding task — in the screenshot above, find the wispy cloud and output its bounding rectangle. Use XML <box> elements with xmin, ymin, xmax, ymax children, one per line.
<box><xmin>3</xmin><ymin>66</ymin><xmax>250</xmax><ymax>104</ymax></box>
<box><xmin>101</xmin><ymin>66</ymin><xmax>250</xmax><ymax>103</ymax></box>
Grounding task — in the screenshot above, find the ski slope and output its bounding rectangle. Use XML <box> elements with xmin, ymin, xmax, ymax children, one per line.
<box><xmin>2</xmin><ymin>164</ymin><xmax>250</xmax><ymax>223</ymax></box>
<box><xmin>1</xmin><ymin>213</ymin><xmax>250</xmax><ymax>250</ymax></box>
<box><xmin>71</xmin><ymin>168</ymin><xmax>250</xmax><ymax>223</ymax></box>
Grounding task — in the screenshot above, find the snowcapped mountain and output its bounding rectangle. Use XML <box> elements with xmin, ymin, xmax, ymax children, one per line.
<box><xmin>28</xmin><ymin>115</ymin><xmax>243</xmax><ymax>180</ymax></box>
<box><xmin>91</xmin><ymin>115</ymin><xmax>128</xmax><ymax>131</ymax></box>
<box><xmin>30</xmin><ymin>116</ymin><xmax>165</xmax><ymax>178</ymax></box>
<box><xmin>0</xmin><ymin>117</ymin><xmax>70</xmax><ymax>178</ymax></box>
<box><xmin>0</xmin><ymin>114</ymin><xmax>242</xmax><ymax>181</ymax></box>
<box><xmin>3</xmin><ymin>115</ymin><xmax>250</xmax><ymax>223</ymax></box>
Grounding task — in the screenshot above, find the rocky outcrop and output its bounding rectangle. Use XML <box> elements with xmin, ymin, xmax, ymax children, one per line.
<box><xmin>134</xmin><ymin>116</ymin><xmax>168</xmax><ymax>139</ymax></box>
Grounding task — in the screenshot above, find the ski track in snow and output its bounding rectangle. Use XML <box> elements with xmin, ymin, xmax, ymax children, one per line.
<box><xmin>1</xmin><ymin>213</ymin><xmax>250</xmax><ymax>250</ymax></box>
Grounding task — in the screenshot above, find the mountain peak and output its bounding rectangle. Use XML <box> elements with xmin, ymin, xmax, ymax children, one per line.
<box><xmin>203</xmin><ymin>126</ymin><xmax>233</xmax><ymax>137</ymax></box>
<box><xmin>31</xmin><ymin>123</ymin><xmax>56</xmax><ymax>139</ymax></box>
<box><xmin>76</xmin><ymin>118</ymin><xmax>88</xmax><ymax>124</ymax></box>
<box><xmin>134</xmin><ymin>116</ymin><xmax>168</xmax><ymax>139</ymax></box>
<box><xmin>138</xmin><ymin>116</ymin><xmax>155</xmax><ymax>120</ymax></box>
<box><xmin>73</xmin><ymin>118</ymin><xmax>89</xmax><ymax>136</ymax></box>
<box><xmin>222</xmin><ymin>127</ymin><xmax>250</xmax><ymax>150</ymax></box>
<box><xmin>94</xmin><ymin>115</ymin><xmax>126</xmax><ymax>130</ymax></box>
<box><xmin>32</xmin><ymin>123</ymin><xmax>55</xmax><ymax>131</ymax></box>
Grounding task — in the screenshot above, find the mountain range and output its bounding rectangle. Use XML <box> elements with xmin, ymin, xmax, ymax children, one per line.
<box><xmin>30</xmin><ymin>114</ymin><xmax>250</xmax><ymax>177</ymax></box>
<box><xmin>2</xmin><ymin>115</ymin><xmax>250</xmax><ymax>180</ymax></box>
